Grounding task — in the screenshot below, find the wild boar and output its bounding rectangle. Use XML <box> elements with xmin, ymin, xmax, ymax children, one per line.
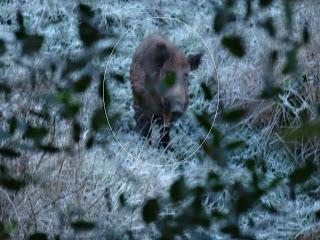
<box><xmin>130</xmin><ymin>33</ymin><xmax>203</xmax><ymax>148</ymax></box>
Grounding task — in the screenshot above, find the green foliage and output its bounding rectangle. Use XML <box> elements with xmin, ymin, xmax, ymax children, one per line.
<box><xmin>142</xmin><ymin>198</ymin><xmax>160</xmax><ymax>223</ymax></box>
<box><xmin>281</xmin><ymin>120</ymin><xmax>320</xmax><ymax>141</ymax></box>
<box><xmin>111</xmin><ymin>72</ymin><xmax>125</xmax><ymax>83</ymax></box>
<box><xmin>213</xmin><ymin>7</ymin><xmax>235</xmax><ymax>33</ymax></box>
<box><xmin>222</xmin><ymin>108</ymin><xmax>247</xmax><ymax>122</ymax></box>
<box><xmin>70</xmin><ymin>220</ymin><xmax>96</xmax><ymax>231</ymax></box>
<box><xmin>0</xmin><ymin>147</ymin><xmax>21</xmax><ymax>158</ymax></box>
<box><xmin>72</xmin><ymin>74</ymin><xmax>92</xmax><ymax>92</ymax></box>
<box><xmin>72</xmin><ymin>121</ymin><xmax>81</xmax><ymax>143</ymax></box>
<box><xmin>119</xmin><ymin>193</ymin><xmax>126</xmax><ymax>207</ymax></box>
<box><xmin>289</xmin><ymin>161</ymin><xmax>316</xmax><ymax>185</ymax></box>
<box><xmin>163</xmin><ymin>71</ymin><xmax>176</xmax><ymax>89</ymax></box>
<box><xmin>0</xmin><ymin>82</ymin><xmax>11</xmax><ymax>95</ymax></box>
<box><xmin>302</xmin><ymin>23</ymin><xmax>310</xmax><ymax>44</ymax></box>
<box><xmin>259</xmin><ymin>0</ymin><xmax>273</xmax><ymax>7</ymax></box>
<box><xmin>8</xmin><ymin>116</ymin><xmax>17</xmax><ymax>135</ymax></box>
<box><xmin>0</xmin><ymin>39</ymin><xmax>6</xmax><ymax>55</ymax></box>
<box><xmin>0</xmin><ymin>177</ymin><xmax>27</xmax><ymax>191</ymax></box>
<box><xmin>14</xmin><ymin>12</ymin><xmax>44</xmax><ymax>55</ymax></box>
<box><xmin>221</xmin><ymin>35</ymin><xmax>245</xmax><ymax>58</ymax></box>
<box><xmin>200</xmin><ymin>82</ymin><xmax>212</xmax><ymax>101</ymax></box>
<box><xmin>169</xmin><ymin>177</ymin><xmax>188</xmax><ymax>202</ymax></box>
<box><xmin>259</xmin><ymin>17</ymin><xmax>276</xmax><ymax>38</ymax></box>
<box><xmin>27</xmin><ymin>232</ymin><xmax>48</xmax><ymax>240</ymax></box>
<box><xmin>91</xmin><ymin>107</ymin><xmax>106</xmax><ymax>131</ymax></box>
<box><xmin>24</xmin><ymin>125</ymin><xmax>48</xmax><ymax>141</ymax></box>
<box><xmin>78</xmin><ymin>4</ymin><xmax>103</xmax><ymax>47</ymax></box>
<box><xmin>0</xmin><ymin>220</ymin><xmax>18</xmax><ymax>239</ymax></box>
<box><xmin>282</xmin><ymin>48</ymin><xmax>298</xmax><ymax>74</ymax></box>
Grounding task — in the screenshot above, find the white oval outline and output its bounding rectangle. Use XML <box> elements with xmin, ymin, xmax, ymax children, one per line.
<box><xmin>103</xmin><ymin>16</ymin><xmax>220</xmax><ymax>167</ymax></box>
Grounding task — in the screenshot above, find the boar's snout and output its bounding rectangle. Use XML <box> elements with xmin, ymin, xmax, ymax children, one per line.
<box><xmin>163</xmin><ymin>98</ymin><xmax>185</xmax><ymax>120</ymax></box>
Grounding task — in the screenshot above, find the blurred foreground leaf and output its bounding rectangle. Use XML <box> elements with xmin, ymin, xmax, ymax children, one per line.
<box><xmin>289</xmin><ymin>161</ymin><xmax>316</xmax><ymax>185</ymax></box>
<box><xmin>142</xmin><ymin>198</ymin><xmax>160</xmax><ymax>223</ymax></box>
<box><xmin>222</xmin><ymin>108</ymin><xmax>247</xmax><ymax>122</ymax></box>
<box><xmin>71</xmin><ymin>220</ymin><xmax>96</xmax><ymax>231</ymax></box>
<box><xmin>0</xmin><ymin>147</ymin><xmax>21</xmax><ymax>158</ymax></box>
<box><xmin>221</xmin><ymin>35</ymin><xmax>245</xmax><ymax>58</ymax></box>
<box><xmin>281</xmin><ymin>120</ymin><xmax>320</xmax><ymax>141</ymax></box>
<box><xmin>170</xmin><ymin>177</ymin><xmax>188</xmax><ymax>202</ymax></box>
<box><xmin>27</xmin><ymin>232</ymin><xmax>48</xmax><ymax>240</ymax></box>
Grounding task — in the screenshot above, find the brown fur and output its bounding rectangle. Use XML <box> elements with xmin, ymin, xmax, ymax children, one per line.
<box><xmin>130</xmin><ymin>33</ymin><xmax>203</xmax><ymax>148</ymax></box>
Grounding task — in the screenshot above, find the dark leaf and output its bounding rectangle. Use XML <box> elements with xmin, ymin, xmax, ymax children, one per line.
<box><xmin>245</xmin><ymin>0</ymin><xmax>252</xmax><ymax>20</ymax></box>
<box><xmin>261</xmin><ymin>202</ymin><xmax>278</xmax><ymax>214</ymax></box>
<box><xmin>0</xmin><ymin>178</ymin><xmax>26</xmax><ymax>191</ymax></box>
<box><xmin>27</xmin><ymin>233</ymin><xmax>48</xmax><ymax>240</ymax></box>
<box><xmin>221</xmin><ymin>224</ymin><xmax>240</xmax><ymax>236</ymax></box>
<box><xmin>112</xmin><ymin>73</ymin><xmax>125</xmax><ymax>83</ymax></box>
<box><xmin>213</xmin><ymin>8</ymin><xmax>236</xmax><ymax>33</ymax></box>
<box><xmin>211</xmin><ymin>210</ymin><xmax>227</xmax><ymax>219</ymax></box>
<box><xmin>195</xmin><ymin>112</ymin><xmax>211</xmax><ymax>132</ymax></box>
<box><xmin>73</xmin><ymin>74</ymin><xmax>92</xmax><ymax>92</ymax></box>
<box><xmin>302</xmin><ymin>23</ymin><xmax>310</xmax><ymax>44</ymax></box>
<box><xmin>163</xmin><ymin>71</ymin><xmax>176</xmax><ymax>88</ymax></box>
<box><xmin>269</xmin><ymin>50</ymin><xmax>278</xmax><ymax>66</ymax></box>
<box><xmin>170</xmin><ymin>177</ymin><xmax>188</xmax><ymax>202</ymax></box>
<box><xmin>62</xmin><ymin>58</ymin><xmax>88</xmax><ymax>77</ymax></box>
<box><xmin>54</xmin><ymin>235</ymin><xmax>61</xmax><ymax>240</ymax></box>
<box><xmin>70</xmin><ymin>220</ymin><xmax>95</xmax><ymax>231</ymax></box>
<box><xmin>22</xmin><ymin>35</ymin><xmax>44</xmax><ymax>55</ymax></box>
<box><xmin>38</xmin><ymin>144</ymin><xmax>60</xmax><ymax>153</ymax></box>
<box><xmin>282</xmin><ymin>48</ymin><xmax>298</xmax><ymax>74</ymax></box>
<box><xmin>314</xmin><ymin>209</ymin><xmax>320</xmax><ymax>220</ymax></box>
<box><xmin>282</xmin><ymin>120</ymin><xmax>320</xmax><ymax>141</ymax></box>
<box><xmin>78</xmin><ymin>21</ymin><xmax>102</xmax><ymax>47</ymax></box>
<box><xmin>61</xmin><ymin>101</ymin><xmax>81</xmax><ymax>119</ymax></box>
<box><xmin>85</xmin><ymin>135</ymin><xmax>94</xmax><ymax>149</ymax></box>
<box><xmin>91</xmin><ymin>108</ymin><xmax>106</xmax><ymax>131</ymax></box>
<box><xmin>0</xmin><ymin>147</ymin><xmax>20</xmax><ymax>158</ymax></box>
<box><xmin>0</xmin><ymin>39</ymin><xmax>6</xmax><ymax>55</ymax></box>
<box><xmin>221</xmin><ymin>35</ymin><xmax>245</xmax><ymax>58</ymax></box>
<box><xmin>0</xmin><ymin>82</ymin><xmax>11</xmax><ymax>94</ymax></box>
<box><xmin>15</xmin><ymin>11</ymin><xmax>25</xmax><ymax>40</ymax></box>
<box><xmin>226</xmin><ymin>140</ymin><xmax>245</xmax><ymax>150</ymax></box>
<box><xmin>8</xmin><ymin>116</ymin><xmax>17</xmax><ymax>135</ymax></box>
<box><xmin>107</xmin><ymin>112</ymin><xmax>120</xmax><ymax>129</ymax></box>
<box><xmin>222</xmin><ymin>108</ymin><xmax>247</xmax><ymax>122</ymax></box>
<box><xmin>245</xmin><ymin>159</ymin><xmax>255</xmax><ymax>171</ymax></box>
<box><xmin>119</xmin><ymin>193</ymin><xmax>126</xmax><ymax>207</ymax></box>
<box><xmin>289</xmin><ymin>161</ymin><xmax>316</xmax><ymax>185</ymax></box>
<box><xmin>259</xmin><ymin>17</ymin><xmax>276</xmax><ymax>38</ymax></box>
<box><xmin>200</xmin><ymin>82</ymin><xmax>212</xmax><ymax>100</ymax></box>
<box><xmin>260</xmin><ymin>86</ymin><xmax>283</xmax><ymax>99</ymax></box>
<box><xmin>78</xmin><ymin>4</ymin><xmax>94</xmax><ymax>18</ymax></box>
<box><xmin>29</xmin><ymin>109</ymin><xmax>50</xmax><ymax>121</ymax></box>
<box><xmin>283</xmin><ymin>0</ymin><xmax>292</xmax><ymax>31</ymax></box>
<box><xmin>99</xmin><ymin>46</ymin><xmax>114</xmax><ymax>59</ymax></box>
<box><xmin>72</xmin><ymin>121</ymin><xmax>81</xmax><ymax>143</ymax></box>
<box><xmin>259</xmin><ymin>0</ymin><xmax>273</xmax><ymax>7</ymax></box>
<box><xmin>24</xmin><ymin>126</ymin><xmax>48</xmax><ymax>141</ymax></box>
<box><xmin>142</xmin><ymin>198</ymin><xmax>160</xmax><ymax>223</ymax></box>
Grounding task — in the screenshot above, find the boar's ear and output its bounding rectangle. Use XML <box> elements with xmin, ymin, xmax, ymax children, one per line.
<box><xmin>188</xmin><ymin>53</ymin><xmax>203</xmax><ymax>71</ymax></box>
<box><xmin>155</xmin><ymin>42</ymin><xmax>170</xmax><ymax>68</ymax></box>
